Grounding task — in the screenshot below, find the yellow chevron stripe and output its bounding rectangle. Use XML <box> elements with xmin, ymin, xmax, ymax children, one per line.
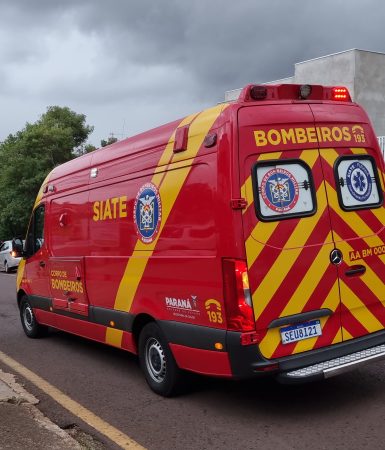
<box><xmin>342</xmin><ymin>327</ymin><xmax>353</xmax><ymax>341</ymax></box>
<box><xmin>326</xmin><ymin>181</ymin><xmax>383</xmax><ymax>240</ymax></box>
<box><xmin>252</xmin><ymin>185</ymin><xmax>328</xmax><ymax>321</ymax></box>
<box><xmin>350</xmin><ymin>147</ymin><xmax>368</xmax><ymax>155</ymax></box>
<box><xmin>340</xmin><ymin>280</ymin><xmax>383</xmax><ymax>333</ymax></box>
<box><xmin>245</xmin><ymin>222</ymin><xmax>279</xmax><ymax>268</ymax></box>
<box><xmin>333</xmin><ymin>231</ymin><xmax>385</xmax><ymax>303</ymax></box>
<box><xmin>259</xmin><ymin>279</ymin><xmax>341</xmax><ymax>358</ymax></box>
<box><xmin>326</xmin><ymin>178</ymin><xmax>385</xmax><ymax>277</ymax></box>
<box><xmin>280</xmin><ymin>234</ymin><xmax>334</xmax><ymax>317</ymax></box>
<box><xmin>294</xmin><ymin>280</ymin><xmax>342</xmax><ymax>353</ymax></box>
<box><xmin>113</xmin><ymin>104</ymin><xmax>228</xmax><ymax>314</ymax></box>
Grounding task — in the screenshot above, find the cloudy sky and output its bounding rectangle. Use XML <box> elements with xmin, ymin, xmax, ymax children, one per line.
<box><xmin>1</xmin><ymin>0</ymin><xmax>385</xmax><ymax>146</ymax></box>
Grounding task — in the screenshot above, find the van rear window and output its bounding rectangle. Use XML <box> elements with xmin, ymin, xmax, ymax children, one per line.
<box><xmin>334</xmin><ymin>155</ymin><xmax>383</xmax><ymax>211</ymax></box>
<box><xmin>252</xmin><ymin>159</ymin><xmax>316</xmax><ymax>221</ymax></box>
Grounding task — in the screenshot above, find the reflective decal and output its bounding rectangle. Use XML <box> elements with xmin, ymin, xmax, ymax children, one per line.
<box><xmin>134</xmin><ymin>182</ymin><xmax>162</xmax><ymax>243</ymax></box>
<box><xmin>346</xmin><ymin>161</ymin><xmax>372</xmax><ymax>202</ymax></box>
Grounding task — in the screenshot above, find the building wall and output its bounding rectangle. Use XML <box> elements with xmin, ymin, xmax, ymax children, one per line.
<box><xmin>354</xmin><ymin>51</ymin><xmax>385</xmax><ymax>136</ymax></box>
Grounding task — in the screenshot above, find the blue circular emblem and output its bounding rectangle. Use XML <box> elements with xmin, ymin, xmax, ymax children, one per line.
<box><xmin>261</xmin><ymin>168</ymin><xmax>299</xmax><ymax>213</ymax></box>
<box><xmin>346</xmin><ymin>161</ymin><xmax>372</xmax><ymax>202</ymax></box>
<box><xmin>134</xmin><ymin>183</ymin><xmax>162</xmax><ymax>243</ymax></box>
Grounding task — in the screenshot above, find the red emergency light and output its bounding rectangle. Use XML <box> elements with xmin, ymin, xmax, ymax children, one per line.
<box><xmin>332</xmin><ymin>87</ymin><xmax>350</xmax><ymax>101</ymax></box>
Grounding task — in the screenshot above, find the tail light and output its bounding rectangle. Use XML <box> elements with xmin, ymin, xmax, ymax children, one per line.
<box><xmin>222</xmin><ymin>259</ymin><xmax>255</xmax><ymax>331</ymax></box>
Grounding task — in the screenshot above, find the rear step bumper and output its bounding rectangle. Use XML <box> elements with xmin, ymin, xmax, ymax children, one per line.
<box><xmin>277</xmin><ymin>343</ymin><xmax>385</xmax><ymax>384</ymax></box>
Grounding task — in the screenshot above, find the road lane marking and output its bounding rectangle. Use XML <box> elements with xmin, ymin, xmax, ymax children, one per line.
<box><xmin>0</xmin><ymin>350</ymin><xmax>146</xmax><ymax>450</ymax></box>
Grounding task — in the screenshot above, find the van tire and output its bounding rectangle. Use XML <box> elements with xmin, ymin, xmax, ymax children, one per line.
<box><xmin>138</xmin><ymin>322</ymin><xmax>184</xmax><ymax>397</ymax></box>
<box><xmin>20</xmin><ymin>297</ymin><xmax>48</xmax><ymax>338</ymax></box>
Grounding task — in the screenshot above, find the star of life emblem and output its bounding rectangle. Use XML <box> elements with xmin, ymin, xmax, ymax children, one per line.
<box><xmin>346</xmin><ymin>161</ymin><xmax>372</xmax><ymax>202</ymax></box>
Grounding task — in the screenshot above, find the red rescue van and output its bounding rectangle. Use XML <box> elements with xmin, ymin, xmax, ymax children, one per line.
<box><xmin>15</xmin><ymin>84</ymin><xmax>385</xmax><ymax>396</ymax></box>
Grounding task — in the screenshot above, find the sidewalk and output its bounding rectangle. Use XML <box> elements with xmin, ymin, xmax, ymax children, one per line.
<box><xmin>0</xmin><ymin>369</ymin><xmax>83</xmax><ymax>449</ymax></box>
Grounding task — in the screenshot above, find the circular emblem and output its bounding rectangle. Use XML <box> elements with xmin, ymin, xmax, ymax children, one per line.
<box><xmin>346</xmin><ymin>161</ymin><xmax>372</xmax><ymax>202</ymax></box>
<box><xmin>260</xmin><ymin>168</ymin><xmax>299</xmax><ymax>213</ymax></box>
<box><xmin>134</xmin><ymin>182</ymin><xmax>162</xmax><ymax>244</ymax></box>
<box><xmin>330</xmin><ymin>248</ymin><xmax>343</xmax><ymax>266</ymax></box>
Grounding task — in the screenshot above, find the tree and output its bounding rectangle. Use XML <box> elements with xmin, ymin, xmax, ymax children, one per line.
<box><xmin>101</xmin><ymin>135</ymin><xmax>118</xmax><ymax>147</ymax></box>
<box><xmin>0</xmin><ymin>106</ymin><xmax>94</xmax><ymax>238</ymax></box>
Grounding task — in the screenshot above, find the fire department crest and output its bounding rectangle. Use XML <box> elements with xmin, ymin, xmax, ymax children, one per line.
<box><xmin>260</xmin><ymin>168</ymin><xmax>299</xmax><ymax>213</ymax></box>
<box><xmin>134</xmin><ymin>182</ymin><xmax>162</xmax><ymax>243</ymax></box>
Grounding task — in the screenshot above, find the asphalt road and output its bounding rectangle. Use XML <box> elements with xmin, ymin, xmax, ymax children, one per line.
<box><xmin>1</xmin><ymin>271</ymin><xmax>385</xmax><ymax>449</ymax></box>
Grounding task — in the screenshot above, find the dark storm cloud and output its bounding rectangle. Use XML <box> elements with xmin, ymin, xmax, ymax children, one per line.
<box><xmin>2</xmin><ymin>0</ymin><xmax>385</xmax><ymax>143</ymax></box>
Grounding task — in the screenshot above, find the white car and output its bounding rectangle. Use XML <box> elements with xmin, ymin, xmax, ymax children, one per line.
<box><xmin>0</xmin><ymin>240</ymin><xmax>22</xmax><ymax>273</ymax></box>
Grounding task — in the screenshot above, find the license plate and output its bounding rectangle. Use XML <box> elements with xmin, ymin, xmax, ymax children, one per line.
<box><xmin>280</xmin><ymin>320</ymin><xmax>322</xmax><ymax>345</ymax></box>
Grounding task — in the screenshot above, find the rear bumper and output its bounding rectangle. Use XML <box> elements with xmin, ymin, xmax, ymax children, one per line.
<box><xmin>160</xmin><ymin>321</ymin><xmax>385</xmax><ymax>382</ymax></box>
<box><xmin>227</xmin><ymin>329</ymin><xmax>385</xmax><ymax>382</ymax></box>
<box><xmin>277</xmin><ymin>343</ymin><xmax>385</xmax><ymax>383</ymax></box>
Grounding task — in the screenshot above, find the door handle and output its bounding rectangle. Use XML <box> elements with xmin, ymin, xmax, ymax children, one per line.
<box><xmin>39</xmin><ymin>260</ymin><xmax>46</xmax><ymax>268</ymax></box>
<box><xmin>345</xmin><ymin>265</ymin><xmax>366</xmax><ymax>277</ymax></box>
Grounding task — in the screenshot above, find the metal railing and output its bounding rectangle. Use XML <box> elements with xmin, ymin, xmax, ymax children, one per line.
<box><xmin>378</xmin><ymin>136</ymin><xmax>385</xmax><ymax>158</ymax></box>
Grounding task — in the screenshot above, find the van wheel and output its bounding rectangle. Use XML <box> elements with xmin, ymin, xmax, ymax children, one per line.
<box><xmin>138</xmin><ymin>322</ymin><xmax>184</xmax><ymax>397</ymax></box>
<box><xmin>20</xmin><ymin>297</ymin><xmax>48</xmax><ymax>338</ymax></box>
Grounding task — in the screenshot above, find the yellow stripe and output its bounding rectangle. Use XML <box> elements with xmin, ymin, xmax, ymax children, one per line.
<box><xmin>292</xmin><ymin>317</ymin><xmax>330</xmax><ymax>354</ymax></box>
<box><xmin>105</xmin><ymin>328</ymin><xmax>124</xmax><ymax>348</ymax></box>
<box><xmin>113</xmin><ymin>104</ymin><xmax>228</xmax><ymax>312</ymax></box>
<box><xmin>258</xmin><ymin>276</ymin><xmax>341</xmax><ymax>359</ymax></box>
<box><xmin>280</xmin><ymin>234</ymin><xmax>334</xmax><ymax>317</ymax></box>
<box><xmin>33</xmin><ymin>172</ymin><xmax>52</xmax><ymax>209</ymax></box>
<box><xmin>292</xmin><ymin>275</ymin><xmax>341</xmax><ymax>354</ymax></box>
<box><xmin>326</xmin><ymin>181</ymin><xmax>385</xmax><ymax>243</ymax></box>
<box><xmin>350</xmin><ymin>147</ymin><xmax>368</xmax><ymax>155</ymax></box>
<box><xmin>333</xmin><ymin>231</ymin><xmax>385</xmax><ymax>304</ymax></box>
<box><xmin>252</xmin><ymin>185</ymin><xmax>328</xmax><ymax>321</ymax></box>
<box><xmin>340</xmin><ymin>280</ymin><xmax>383</xmax><ymax>333</ymax></box>
<box><xmin>16</xmin><ymin>259</ymin><xmax>26</xmax><ymax>291</ymax></box>
<box><xmin>342</xmin><ymin>327</ymin><xmax>353</xmax><ymax>341</ymax></box>
<box><xmin>245</xmin><ymin>221</ymin><xmax>279</xmax><ymax>268</ymax></box>
<box><xmin>0</xmin><ymin>351</ymin><xmax>145</xmax><ymax>449</ymax></box>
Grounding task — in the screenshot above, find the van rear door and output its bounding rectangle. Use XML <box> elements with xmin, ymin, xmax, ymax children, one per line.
<box><xmin>239</xmin><ymin>104</ymin><xmax>342</xmax><ymax>360</ymax></box>
<box><xmin>311</xmin><ymin>103</ymin><xmax>385</xmax><ymax>343</ymax></box>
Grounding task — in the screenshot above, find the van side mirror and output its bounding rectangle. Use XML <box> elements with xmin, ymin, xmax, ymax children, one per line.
<box><xmin>12</xmin><ymin>238</ymin><xmax>25</xmax><ymax>258</ymax></box>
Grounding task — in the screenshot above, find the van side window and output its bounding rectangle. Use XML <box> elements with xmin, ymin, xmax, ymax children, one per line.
<box><xmin>252</xmin><ymin>159</ymin><xmax>316</xmax><ymax>221</ymax></box>
<box><xmin>334</xmin><ymin>155</ymin><xmax>383</xmax><ymax>211</ymax></box>
<box><xmin>26</xmin><ymin>205</ymin><xmax>45</xmax><ymax>256</ymax></box>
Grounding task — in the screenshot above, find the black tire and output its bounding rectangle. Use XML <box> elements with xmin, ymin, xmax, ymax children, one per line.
<box><xmin>20</xmin><ymin>296</ymin><xmax>48</xmax><ymax>338</ymax></box>
<box><xmin>138</xmin><ymin>322</ymin><xmax>184</xmax><ymax>397</ymax></box>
